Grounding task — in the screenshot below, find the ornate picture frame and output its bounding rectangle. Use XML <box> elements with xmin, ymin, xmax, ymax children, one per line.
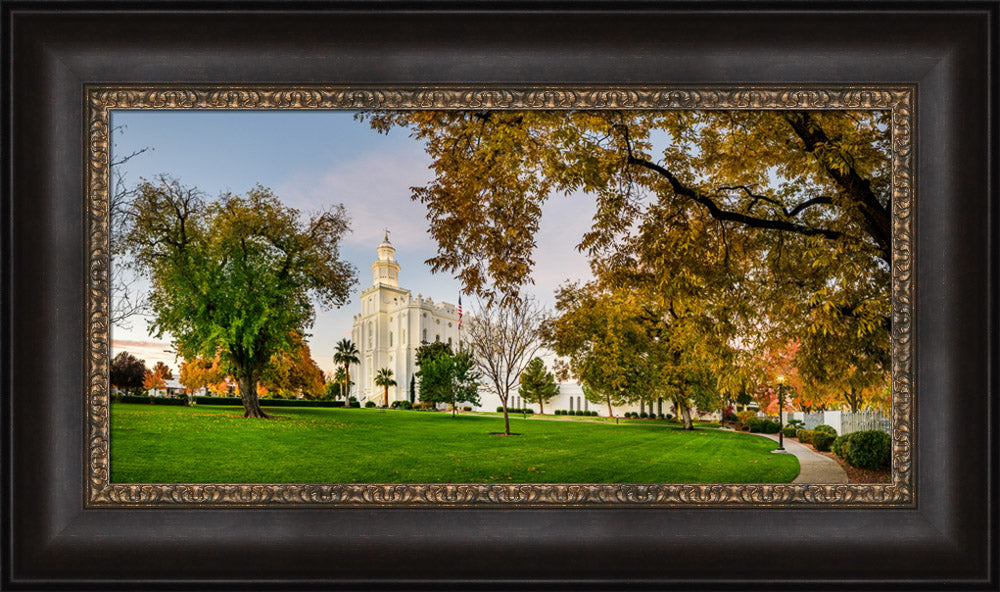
<box><xmin>5</xmin><ymin>3</ymin><xmax>995</xmax><ymax>588</ymax></box>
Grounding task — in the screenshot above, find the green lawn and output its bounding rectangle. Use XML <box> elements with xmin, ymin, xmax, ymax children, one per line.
<box><xmin>110</xmin><ymin>404</ymin><xmax>799</xmax><ymax>484</ymax></box>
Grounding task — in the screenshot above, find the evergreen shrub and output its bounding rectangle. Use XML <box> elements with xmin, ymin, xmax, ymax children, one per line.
<box><xmin>845</xmin><ymin>430</ymin><xmax>891</xmax><ymax>469</ymax></box>
<box><xmin>811</xmin><ymin>430</ymin><xmax>836</xmax><ymax>451</ymax></box>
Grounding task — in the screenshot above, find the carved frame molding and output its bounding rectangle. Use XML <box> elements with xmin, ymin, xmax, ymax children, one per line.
<box><xmin>85</xmin><ymin>85</ymin><xmax>914</xmax><ymax>507</ymax></box>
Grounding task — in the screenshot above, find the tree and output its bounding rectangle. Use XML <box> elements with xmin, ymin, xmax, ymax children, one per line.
<box><xmin>122</xmin><ymin>177</ymin><xmax>357</xmax><ymax>417</ymax></box>
<box><xmin>409</xmin><ymin>375</ymin><xmax>416</xmax><ymax>403</ymax></box>
<box><xmin>333</xmin><ymin>339</ymin><xmax>361</xmax><ymax>405</ymax></box>
<box><xmin>518</xmin><ymin>357</ymin><xmax>559</xmax><ymax>415</ymax></box>
<box><xmin>361</xmin><ymin>110</ymin><xmax>891</xmax><ymax>403</ymax></box>
<box><xmin>110</xmin><ymin>351</ymin><xmax>147</xmax><ymax>395</ymax></box>
<box><xmin>143</xmin><ymin>364</ymin><xmax>168</xmax><ymax>393</ymax></box>
<box><xmin>261</xmin><ymin>333</ymin><xmax>325</xmax><ymax>399</ymax></box>
<box><xmin>108</xmin><ymin>126</ymin><xmax>151</xmax><ymax>330</ymax></box>
<box><xmin>464</xmin><ymin>296</ymin><xmax>546</xmax><ymax>435</ymax></box>
<box><xmin>374</xmin><ymin>368</ymin><xmax>397</xmax><ymax>408</ymax></box>
<box><xmin>417</xmin><ymin>350</ymin><xmax>481</xmax><ymax>417</ymax></box>
<box><xmin>179</xmin><ymin>355</ymin><xmax>226</xmax><ymax>402</ymax></box>
<box><xmin>152</xmin><ymin>361</ymin><xmax>174</xmax><ymax>381</ymax></box>
<box><xmin>415</xmin><ymin>341</ymin><xmax>453</xmax><ymax>367</ymax></box>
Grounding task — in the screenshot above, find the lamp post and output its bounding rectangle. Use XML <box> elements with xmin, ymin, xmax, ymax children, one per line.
<box><xmin>775</xmin><ymin>374</ymin><xmax>786</xmax><ymax>452</ymax></box>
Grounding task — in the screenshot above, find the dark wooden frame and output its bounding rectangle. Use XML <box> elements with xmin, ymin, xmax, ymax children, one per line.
<box><xmin>3</xmin><ymin>2</ymin><xmax>997</xmax><ymax>588</ymax></box>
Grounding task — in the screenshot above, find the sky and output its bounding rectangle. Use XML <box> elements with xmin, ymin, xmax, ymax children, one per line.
<box><xmin>109</xmin><ymin>111</ymin><xmax>597</xmax><ymax>379</ymax></box>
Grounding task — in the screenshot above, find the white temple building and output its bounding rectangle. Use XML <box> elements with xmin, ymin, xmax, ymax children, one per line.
<box><xmin>350</xmin><ymin>234</ymin><xmax>462</xmax><ymax>405</ymax></box>
<box><xmin>349</xmin><ymin>235</ymin><xmax>719</xmax><ymax>420</ymax></box>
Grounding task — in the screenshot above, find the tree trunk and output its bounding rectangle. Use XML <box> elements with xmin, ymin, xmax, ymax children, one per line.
<box><xmin>236</xmin><ymin>372</ymin><xmax>268</xmax><ymax>418</ymax></box>
<box><xmin>538</xmin><ymin>396</ymin><xmax>544</xmax><ymax>415</ymax></box>
<box><xmin>502</xmin><ymin>399</ymin><xmax>511</xmax><ymax>435</ymax></box>
<box><xmin>606</xmin><ymin>394</ymin><xmax>614</xmax><ymax>418</ymax></box>
<box><xmin>343</xmin><ymin>365</ymin><xmax>350</xmax><ymax>406</ymax></box>
<box><xmin>677</xmin><ymin>399</ymin><xmax>693</xmax><ymax>430</ymax></box>
<box><xmin>384</xmin><ymin>385</ymin><xmax>388</xmax><ymax>408</ymax></box>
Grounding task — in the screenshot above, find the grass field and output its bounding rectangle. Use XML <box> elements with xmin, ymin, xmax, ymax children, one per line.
<box><xmin>110</xmin><ymin>404</ymin><xmax>799</xmax><ymax>484</ymax></box>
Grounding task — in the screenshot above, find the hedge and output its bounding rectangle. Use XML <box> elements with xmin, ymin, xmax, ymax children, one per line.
<box><xmin>192</xmin><ymin>396</ymin><xmax>343</xmax><ymax>408</ymax></box>
<box><xmin>116</xmin><ymin>395</ymin><xmax>188</xmax><ymax>406</ymax></box>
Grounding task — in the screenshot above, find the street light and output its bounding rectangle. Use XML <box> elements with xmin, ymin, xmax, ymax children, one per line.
<box><xmin>775</xmin><ymin>374</ymin><xmax>786</xmax><ymax>452</ymax></box>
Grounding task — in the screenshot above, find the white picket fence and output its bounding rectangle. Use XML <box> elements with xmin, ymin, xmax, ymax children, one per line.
<box><xmin>789</xmin><ymin>410</ymin><xmax>890</xmax><ymax>436</ymax></box>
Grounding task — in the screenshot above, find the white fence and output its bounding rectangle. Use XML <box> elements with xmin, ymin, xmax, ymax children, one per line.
<box><xmin>789</xmin><ymin>410</ymin><xmax>890</xmax><ymax>436</ymax></box>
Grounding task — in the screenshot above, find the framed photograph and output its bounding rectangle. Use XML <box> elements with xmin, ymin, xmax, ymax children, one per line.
<box><xmin>4</xmin><ymin>2</ymin><xmax>996</xmax><ymax>589</ymax></box>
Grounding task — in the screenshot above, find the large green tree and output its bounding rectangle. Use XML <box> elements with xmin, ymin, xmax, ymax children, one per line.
<box><xmin>362</xmin><ymin>110</ymin><xmax>891</xmax><ymax>397</ymax></box>
<box><xmin>517</xmin><ymin>357</ymin><xmax>559</xmax><ymax>415</ymax></box>
<box><xmin>123</xmin><ymin>177</ymin><xmax>356</xmax><ymax>418</ymax></box>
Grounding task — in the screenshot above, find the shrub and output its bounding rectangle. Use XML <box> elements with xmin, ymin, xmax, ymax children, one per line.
<box><xmin>811</xmin><ymin>430</ymin><xmax>836</xmax><ymax>452</ymax></box>
<box><xmin>591</xmin><ymin>411</ymin><xmax>598</xmax><ymax>417</ymax></box>
<box><xmin>845</xmin><ymin>430</ymin><xmax>891</xmax><ymax>469</ymax></box>
<box><xmin>832</xmin><ymin>434</ymin><xmax>851</xmax><ymax>458</ymax></box>
<box><xmin>782</xmin><ymin>425</ymin><xmax>798</xmax><ymax>438</ymax></box>
<box><xmin>759</xmin><ymin>419</ymin><xmax>781</xmax><ymax>434</ymax></box>
<box><xmin>349</xmin><ymin>401</ymin><xmax>360</xmax><ymax>408</ymax></box>
<box><xmin>364</xmin><ymin>401</ymin><xmax>376</xmax><ymax>408</ymax></box>
<box><xmin>787</xmin><ymin>418</ymin><xmax>804</xmax><ymax>429</ymax></box>
<box><xmin>639</xmin><ymin>412</ymin><xmax>648</xmax><ymax>419</ymax></box>
<box><xmin>391</xmin><ymin>400</ymin><xmax>413</xmax><ymax>410</ymax></box>
<box><xmin>497</xmin><ymin>407</ymin><xmax>504</xmax><ymax>413</ymax></box>
<box><xmin>747</xmin><ymin>418</ymin><xmax>764</xmax><ymax>433</ymax></box>
<box><xmin>462</xmin><ymin>406</ymin><xmax>472</xmax><ymax>412</ymax></box>
<box><xmin>666</xmin><ymin>413</ymin><xmax>674</xmax><ymax>421</ymax></box>
<box><xmin>796</xmin><ymin>429</ymin><xmax>814</xmax><ymax>444</ymax></box>
<box><xmin>814</xmin><ymin>424</ymin><xmax>838</xmax><ymax>438</ymax></box>
<box><xmin>119</xmin><ymin>395</ymin><xmax>153</xmax><ymax>404</ymax></box>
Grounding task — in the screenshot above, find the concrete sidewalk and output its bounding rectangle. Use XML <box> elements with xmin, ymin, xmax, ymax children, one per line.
<box><xmin>755</xmin><ymin>433</ymin><xmax>849</xmax><ymax>483</ymax></box>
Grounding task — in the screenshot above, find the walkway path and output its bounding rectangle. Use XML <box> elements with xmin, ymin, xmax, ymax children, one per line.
<box><xmin>755</xmin><ymin>433</ymin><xmax>849</xmax><ymax>483</ymax></box>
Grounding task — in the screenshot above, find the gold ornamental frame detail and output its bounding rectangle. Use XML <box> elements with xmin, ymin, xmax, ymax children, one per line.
<box><xmin>86</xmin><ymin>85</ymin><xmax>914</xmax><ymax>507</ymax></box>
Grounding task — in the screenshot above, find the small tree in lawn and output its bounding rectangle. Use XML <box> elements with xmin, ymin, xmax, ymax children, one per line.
<box><xmin>111</xmin><ymin>351</ymin><xmax>147</xmax><ymax>396</ymax></box>
<box><xmin>518</xmin><ymin>357</ymin><xmax>559</xmax><ymax>414</ymax></box>
<box><xmin>333</xmin><ymin>339</ymin><xmax>360</xmax><ymax>405</ymax></box>
<box><xmin>409</xmin><ymin>375</ymin><xmax>416</xmax><ymax>403</ymax></box>
<box><xmin>374</xmin><ymin>367</ymin><xmax>396</xmax><ymax>408</ymax></box>
<box><xmin>417</xmin><ymin>350</ymin><xmax>481</xmax><ymax>417</ymax></box>
<box><xmin>465</xmin><ymin>296</ymin><xmax>546</xmax><ymax>435</ymax></box>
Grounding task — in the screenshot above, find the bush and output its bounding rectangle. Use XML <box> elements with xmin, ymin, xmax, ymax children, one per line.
<box><xmin>787</xmin><ymin>418</ymin><xmax>804</xmax><ymax>429</ymax></box>
<box><xmin>759</xmin><ymin>419</ymin><xmax>781</xmax><ymax>434</ymax></box>
<box><xmin>796</xmin><ymin>429</ymin><xmax>814</xmax><ymax>444</ymax></box>
<box><xmin>591</xmin><ymin>411</ymin><xmax>598</xmax><ymax>417</ymax></box>
<box><xmin>118</xmin><ymin>394</ymin><xmax>153</xmax><ymax>404</ymax></box>
<box><xmin>747</xmin><ymin>418</ymin><xmax>763</xmax><ymax>433</ymax></box>
<box><xmin>814</xmin><ymin>424</ymin><xmax>838</xmax><ymax>438</ymax></box>
<box><xmin>391</xmin><ymin>400</ymin><xmax>413</xmax><ymax>410</ymax></box>
<box><xmin>364</xmin><ymin>401</ymin><xmax>376</xmax><ymax>408</ymax></box>
<box><xmin>832</xmin><ymin>434</ymin><xmax>851</xmax><ymax>458</ymax></box>
<box><xmin>845</xmin><ymin>430</ymin><xmax>891</xmax><ymax>469</ymax></box>
<box><xmin>462</xmin><ymin>406</ymin><xmax>472</xmax><ymax>412</ymax></box>
<box><xmin>811</xmin><ymin>429</ymin><xmax>836</xmax><ymax>451</ymax></box>
<box><xmin>782</xmin><ymin>425</ymin><xmax>798</xmax><ymax>437</ymax></box>
<box><xmin>350</xmin><ymin>401</ymin><xmax>360</xmax><ymax>408</ymax></box>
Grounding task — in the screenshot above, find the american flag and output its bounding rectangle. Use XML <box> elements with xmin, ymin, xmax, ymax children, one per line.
<box><xmin>458</xmin><ymin>295</ymin><xmax>462</xmax><ymax>329</ymax></box>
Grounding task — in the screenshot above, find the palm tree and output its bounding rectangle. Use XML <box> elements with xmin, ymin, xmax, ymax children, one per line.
<box><xmin>333</xmin><ymin>339</ymin><xmax>360</xmax><ymax>407</ymax></box>
<box><xmin>374</xmin><ymin>368</ymin><xmax>397</xmax><ymax>408</ymax></box>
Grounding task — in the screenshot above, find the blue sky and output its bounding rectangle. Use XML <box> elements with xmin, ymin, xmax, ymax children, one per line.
<box><xmin>110</xmin><ymin>111</ymin><xmax>596</xmax><ymax>377</ymax></box>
